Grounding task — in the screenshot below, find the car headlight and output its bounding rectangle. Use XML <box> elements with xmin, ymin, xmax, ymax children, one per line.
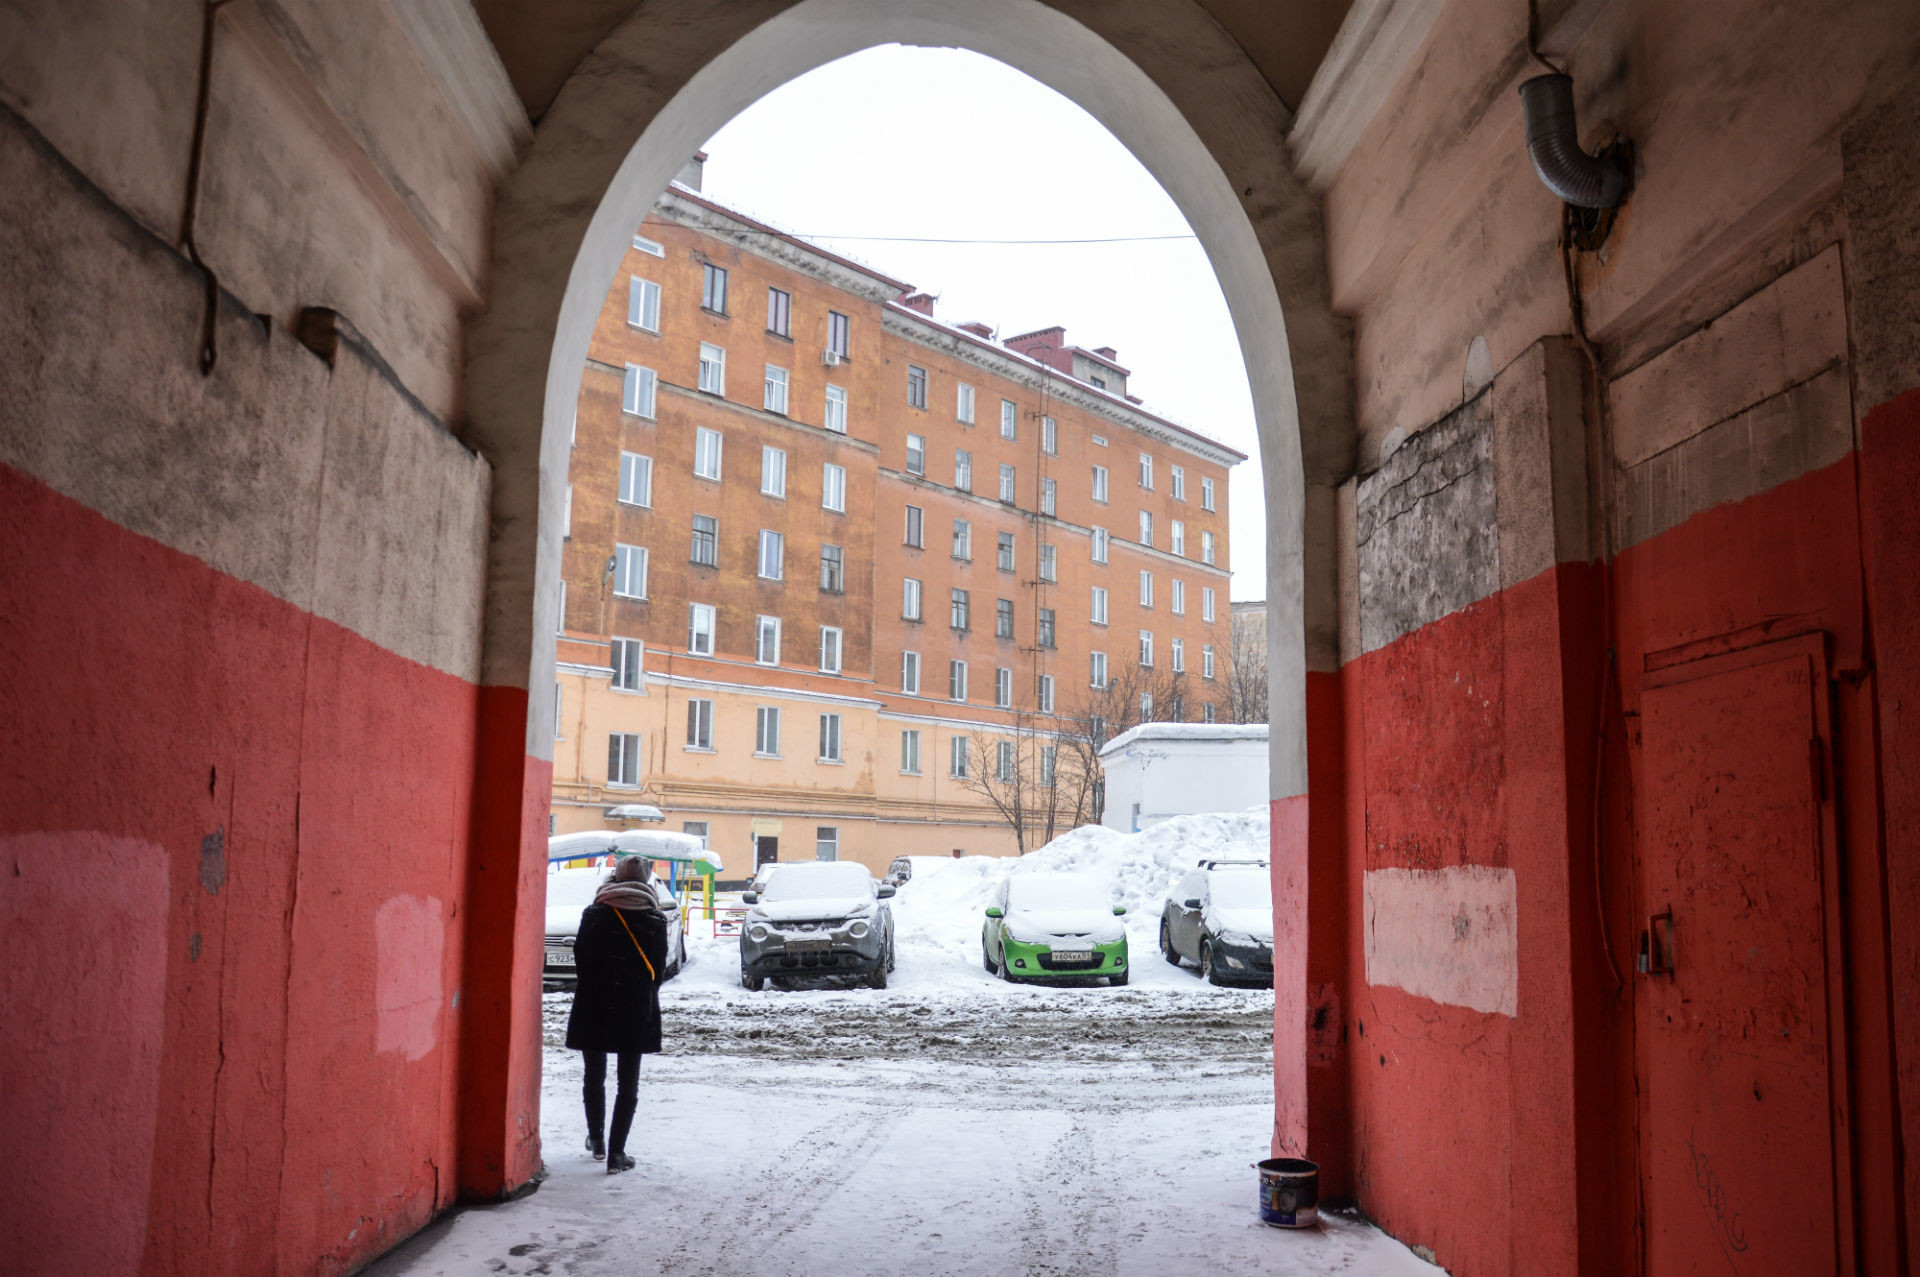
<box><xmin>1224</xmin><ymin>954</ymin><xmax>1246</xmax><ymax>968</ymax></box>
<box><xmin>748</xmin><ymin>924</ymin><xmax>770</xmax><ymax>942</ymax></box>
<box><xmin>848</xmin><ymin>920</ymin><xmax>870</xmax><ymax>939</ymax></box>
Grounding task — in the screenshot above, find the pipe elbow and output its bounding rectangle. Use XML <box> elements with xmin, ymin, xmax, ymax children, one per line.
<box><xmin>1519</xmin><ymin>74</ymin><xmax>1627</xmax><ymax>210</ymax></box>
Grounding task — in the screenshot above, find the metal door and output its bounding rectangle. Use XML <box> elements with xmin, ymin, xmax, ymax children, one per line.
<box><xmin>1637</xmin><ymin>635</ymin><xmax>1850</xmax><ymax>1275</ymax></box>
<box><xmin>755</xmin><ymin>836</ymin><xmax>778</xmax><ymax>870</ymax></box>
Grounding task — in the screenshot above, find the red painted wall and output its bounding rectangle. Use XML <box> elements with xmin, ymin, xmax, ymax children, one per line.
<box><xmin>0</xmin><ymin>463</ymin><xmax>483</xmax><ymax>1275</ymax></box>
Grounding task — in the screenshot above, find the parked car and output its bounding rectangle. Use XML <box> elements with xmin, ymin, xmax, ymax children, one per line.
<box><xmin>981</xmin><ymin>872</ymin><xmax>1129</xmax><ymax>986</ymax></box>
<box><xmin>544</xmin><ymin>864</ymin><xmax>686</xmax><ymax>983</ymax></box>
<box><xmin>1159</xmin><ymin>862</ymin><xmax>1272</xmax><ymax>985</ymax></box>
<box><xmin>885</xmin><ymin>857</ymin><xmax>914</xmax><ymax>886</ymax></box>
<box><xmin>739</xmin><ymin>861</ymin><xmax>895</xmax><ymax>990</ymax></box>
<box><xmin>748</xmin><ymin>861</ymin><xmax>785</xmax><ymax>897</ymax></box>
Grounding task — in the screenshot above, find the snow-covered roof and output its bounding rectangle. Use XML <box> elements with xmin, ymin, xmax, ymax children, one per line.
<box><xmin>1098</xmin><ymin>721</ymin><xmax>1269</xmax><ymax>759</ymax></box>
<box><xmin>548</xmin><ymin>829</ymin><xmax>722</xmax><ymax>870</ymax></box>
<box><xmin>604</xmin><ymin>803</ymin><xmax>665</xmax><ymax>822</ymax></box>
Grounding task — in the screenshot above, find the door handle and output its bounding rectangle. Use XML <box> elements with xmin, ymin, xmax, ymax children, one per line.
<box><xmin>1637</xmin><ymin>909</ymin><xmax>1675</xmax><ymax>976</ymax></box>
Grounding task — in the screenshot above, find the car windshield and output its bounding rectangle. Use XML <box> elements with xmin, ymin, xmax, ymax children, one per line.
<box><xmin>763</xmin><ymin>862</ymin><xmax>873</xmax><ymax>902</ymax></box>
<box><xmin>1008</xmin><ymin>874</ymin><xmax>1103</xmax><ymax>912</ymax></box>
<box><xmin>1208</xmin><ymin>869</ymin><xmax>1271</xmax><ymax>908</ymax></box>
<box><xmin>546</xmin><ymin>869</ymin><xmax>606</xmax><ymax>908</ymax></box>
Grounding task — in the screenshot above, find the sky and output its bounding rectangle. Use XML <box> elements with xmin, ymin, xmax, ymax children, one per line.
<box><xmin>697</xmin><ymin>45</ymin><xmax>1267</xmax><ymax>602</ymax></box>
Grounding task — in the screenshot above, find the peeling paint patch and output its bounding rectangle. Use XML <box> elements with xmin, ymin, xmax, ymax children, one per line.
<box><xmin>375</xmin><ymin>894</ymin><xmax>445</xmax><ymax>1061</ymax></box>
<box><xmin>1364</xmin><ymin>865</ymin><xmax>1518</xmax><ymax>1016</ymax></box>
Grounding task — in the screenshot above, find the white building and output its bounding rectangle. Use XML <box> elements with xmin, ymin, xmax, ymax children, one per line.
<box><xmin>1098</xmin><ymin>723</ymin><xmax>1270</xmax><ymax>832</ymax></box>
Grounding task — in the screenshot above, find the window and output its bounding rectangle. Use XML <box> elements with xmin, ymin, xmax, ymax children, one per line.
<box><xmin>1204</xmin><ymin>702</ymin><xmax>1216</xmax><ymax>723</ymax></box>
<box><xmin>618</xmin><ymin>451</ymin><xmax>653</xmax><ymax>506</ymax></box>
<box><xmin>901</xmin><ymin>650</ymin><xmax>921</xmax><ymax>694</ymax></box>
<box><xmin>755</xmin><ymin>615</ymin><xmax>781</xmax><ymax>665</ymax></box>
<box><xmin>694</xmin><ymin>426</ymin><xmax>723</xmax><ymax>479</ymax></box>
<box><xmin>1139</xmin><ymin>630</ymin><xmax>1154</xmax><ymax>666</ymax></box>
<box><xmin>903</xmin><ymin>577</ymin><xmax>922</xmax><ymax>620</ymax></box>
<box><xmin>691</xmin><ymin>514</ymin><xmax>718</xmax><ymax>566</ymax></box>
<box><xmin>954</xmin><ymin>449</ymin><xmax>972</xmax><ymax>492</ymax></box>
<box><xmin>952</xmin><ymin>519</ymin><xmax>971</xmax><ymax>560</ymax></box>
<box><xmin>951</xmin><ymin>589</ymin><xmax>970</xmax><ymax>631</ymax></box>
<box><xmin>1171</xmin><ymin>637</ymin><xmax>1186</xmax><ymax>672</ymax></box>
<box><xmin>997</xmin><ymin>531</ymin><xmax>1015</xmax><ymax>573</ymax></box>
<box><xmin>820</xmin><ymin>544</ymin><xmax>845</xmax><ymax>592</ymax></box>
<box><xmin>766</xmin><ymin>286</ymin><xmax>791</xmax><ymax>337</ymax></box>
<box><xmin>818</xmin><ymin>714</ymin><xmax>843</xmax><ymax>762</ymax></box>
<box><xmin>1141</xmin><ymin>569</ymin><xmax>1156</xmax><ymax>607</ymax></box>
<box><xmin>610</xmin><ymin>637</ymin><xmax>642</xmax><ymax>691</ymax></box>
<box><xmin>1091</xmin><ymin>585</ymin><xmax>1108</xmax><ymax>625</ymax></box>
<box><xmin>1138</xmin><ymin>510</ymin><xmax>1153</xmax><ymax>546</ymax></box>
<box><xmin>948</xmin><ymin>659</ymin><xmax>968</xmax><ymax>701</ymax></box>
<box><xmin>685</xmin><ymin>698</ymin><xmax>714</xmax><ymax>750</ymax></box>
<box><xmin>761</xmin><ymin>445</ymin><xmax>787</xmax><ymax>497</ymax></box>
<box><xmin>1090</xmin><ymin>651</ymin><xmax>1109</xmax><ymax>688</ymax></box>
<box><xmin>764</xmin><ymin>365</ymin><xmax>789</xmax><ymax>415</ymax></box>
<box><xmin>698</xmin><ymin>344</ymin><xmax>725</xmax><ymax>395</ymax></box>
<box><xmin>1202</xmin><ymin>530</ymin><xmax>1216</xmax><ymax>565</ymax></box>
<box><xmin>996</xmin><ymin>598</ymin><xmax>1014</xmax><ymax>638</ymax></box>
<box><xmin>1037</xmin><ymin>608</ymin><xmax>1056</xmax><ymax>648</ymax></box>
<box><xmin>996</xmin><ymin>741</ymin><xmax>1015</xmax><ymax>782</ymax></box>
<box><xmin>907</xmin><ymin>365</ymin><xmax>928</xmax><ymax>409</ymax></box>
<box><xmin>1140</xmin><ymin>690</ymin><xmax>1154</xmax><ymax>718</ymax></box>
<box><xmin>701</xmin><ymin>262</ymin><xmax>728</xmax><ymax>313</ymax></box>
<box><xmin>1091</xmin><ymin>526</ymin><xmax>1109</xmax><ymax>563</ymax></box>
<box><xmin>901</xmin><ymin>730</ymin><xmax>922</xmax><ymax>774</ymax></box>
<box><xmin>687</xmin><ymin>603</ymin><xmax>715</xmax><ymax>654</ymax></box>
<box><xmin>904</xmin><ymin>505</ymin><xmax>924</xmax><ymax>548</ymax></box>
<box><xmin>1201</xmin><ymin>476</ymin><xmax>1216</xmax><ymax>511</ymax></box>
<box><xmin>950</xmin><ymin>737</ymin><xmax>970</xmax><ymax>778</ymax></box>
<box><xmin>822</xmin><ymin>462</ymin><xmax>846</xmax><ymax>512</ymax></box>
<box><xmin>819</xmin><ymin>626</ymin><xmax>843</xmax><ymax>673</ymax></box>
<box><xmin>628</xmin><ymin>276</ymin><xmax>661</xmax><ymax>331</ymax></box>
<box><xmin>816</xmin><ymin>825</ymin><xmax>840</xmax><ymax>859</ymax></box>
<box><xmin>1092</xmin><ymin>465</ymin><xmax>1109</xmax><ymax>503</ymax></box>
<box><xmin>824</xmin><ymin>384</ymin><xmax>848</xmax><ymax>434</ymax></box>
<box><xmin>1040</xmin><ymin>478</ymin><xmax>1056</xmax><ymax>516</ymax></box>
<box><xmin>564</xmin><ymin>484</ymin><xmax>573</xmax><ymax>539</ymax></box>
<box><xmin>906</xmin><ymin>433</ymin><xmax>926</xmax><ymax>476</ymax></box>
<box><xmin>617</xmin><ymin>364</ymin><xmax>659</xmax><ymax>423</ymax></box>
<box><xmin>1042</xmin><ymin>415</ymin><xmax>1057</xmax><ymax>455</ymax></box>
<box><xmin>554</xmin><ymin>682</ymin><xmax>563</xmax><ymax>740</ymax></box>
<box><xmin>1041</xmin><ymin>745</ymin><xmax>1057</xmax><ymax>787</ymax></box>
<box><xmin>631</xmin><ymin>233</ymin><xmax>664</xmax><ymax>256</ymax></box>
<box><xmin>994</xmin><ymin>666</ymin><xmax>1011</xmax><ymax>708</ymax></box>
<box><xmin>1203</xmin><ymin>644</ymin><xmax>1216</xmax><ymax>679</ymax></box>
<box><xmin>1171</xmin><ymin>579</ymin><xmax>1186</xmax><ymax>615</ymax></box>
<box><xmin>957</xmin><ymin>383</ymin><xmax>975</xmax><ymax>423</ymax></box>
<box><xmin>1203</xmin><ymin>587</ymin><xmax>1216</xmax><ymax>622</ymax></box>
<box><xmin>999</xmin><ymin>464</ymin><xmax>1016</xmax><ymax>504</ymax></box>
<box><xmin>1000</xmin><ymin>399</ymin><xmax>1017</xmax><ymax>439</ymax></box>
<box><xmin>608</xmin><ymin>733</ymin><xmax>641</xmax><ymax>787</ymax></box>
<box><xmin>1091</xmin><ymin>433</ymin><xmax>1108</xmax><ymax>447</ymax></box>
<box><xmin>756</xmin><ymin>706</ymin><xmax>781</xmax><ymax>756</ymax></box>
<box><xmin>1139</xmin><ymin>453</ymin><xmax>1154</xmax><ymax>490</ymax></box>
<box><xmin>557</xmin><ymin>579</ymin><xmax>567</xmax><ymax>631</ymax></box>
<box><xmin>1170</xmin><ymin>466</ymin><xmax>1186</xmax><ymax>501</ymax></box>
<box><xmin>827</xmin><ymin>310</ymin><xmax>850</xmax><ymax>358</ymax></box>
<box><xmin>1040</xmin><ymin>544</ymin><xmax>1057</xmax><ymax>582</ymax></box>
<box><xmin>757</xmin><ymin>529</ymin><xmax>784</xmax><ymax>580</ymax></box>
<box><xmin>1170</xmin><ymin>520</ymin><xmax>1185</xmax><ymax>556</ymax></box>
<box><xmin>1037</xmin><ymin>674</ymin><xmax>1055</xmax><ymax>713</ymax></box>
<box><xmin>613</xmin><ymin>544</ymin><xmax>647</xmax><ymax>598</ymax></box>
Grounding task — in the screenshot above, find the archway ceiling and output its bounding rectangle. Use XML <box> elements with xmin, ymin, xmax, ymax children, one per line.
<box><xmin>472</xmin><ymin>0</ymin><xmax>1352</xmax><ymax>123</ymax></box>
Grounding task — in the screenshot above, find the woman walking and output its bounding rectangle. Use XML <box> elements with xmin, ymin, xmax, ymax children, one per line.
<box><xmin>565</xmin><ymin>855</ymin><xmax>669</xmax><ymax>1174</ymax></box>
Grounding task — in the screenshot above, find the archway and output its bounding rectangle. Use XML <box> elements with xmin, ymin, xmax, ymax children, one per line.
<box><xmin>460</xmin><ymin>0</ymin><xmax>1351</xmax><ymax>1194</ymax></box>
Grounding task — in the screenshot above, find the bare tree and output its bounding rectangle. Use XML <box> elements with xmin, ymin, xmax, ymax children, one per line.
<box><xmin>1055</xmin><ymin>663</ymin><xmax>1196</xmax><ymax>824</ymax></box>
<box><xmin>950</xmin><ymin>710</ymin><xmax>1099</xmax><ymax>854</ymax></box>
<box><xmin>1215</xmin><ymin>605</ymin><xmax>1270</xmax><ymax>724</ymax></box>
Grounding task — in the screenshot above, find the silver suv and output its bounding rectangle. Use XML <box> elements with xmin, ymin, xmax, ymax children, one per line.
<box><xmin>740</xmin><ymin>861</ymin><xmax>896</xmax><ymax>989</ymax></box>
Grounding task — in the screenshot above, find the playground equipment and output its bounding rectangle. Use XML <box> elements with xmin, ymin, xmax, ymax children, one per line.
<box><xmin>547</xmin><ymin>829</ymin><xmax>727</xmax><ymax>921</ymax></box>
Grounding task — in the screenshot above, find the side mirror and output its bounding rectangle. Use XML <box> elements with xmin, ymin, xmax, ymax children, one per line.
<box><xmin>984</xmin><ymin>906</ymin><xmax>1004</xmax><ymax>919</ymax></box>
<box><xmin>1183</xmin><ymin>898</ymin><xmax>1202</xmax><ymax>910</ymax></box>
<box><xmin>742</xmin><ymin>892</ymin><xmax>759</xmax><ymax>904</ymax></box>
<box><xmin>876</xmin><ymin>884</ymin><xmax>896</xmax><ymax>898</ymax></box>
<box><xmin>1112</xmin><ymin>905</ymin><xmax>1127</xmax><ymax>916</ymax></box>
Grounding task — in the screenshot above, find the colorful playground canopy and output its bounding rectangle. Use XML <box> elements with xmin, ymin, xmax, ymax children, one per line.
<box><xmin>547</xmin><ymin>829</ymin><xmax>723</xmax><ymax>874</ymax></box>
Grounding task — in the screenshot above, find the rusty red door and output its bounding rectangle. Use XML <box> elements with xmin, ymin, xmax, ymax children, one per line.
<box><xmin>1637</xmin><ymin>636</ymin><xmax>1848</xmax><ymax>1276</ymax></box>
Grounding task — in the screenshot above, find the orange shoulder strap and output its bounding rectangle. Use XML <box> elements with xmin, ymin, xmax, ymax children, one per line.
<box><xmin>611</xmin><ymin>907</ymin><xmax>659</xmax><ymax>981</ymax></box>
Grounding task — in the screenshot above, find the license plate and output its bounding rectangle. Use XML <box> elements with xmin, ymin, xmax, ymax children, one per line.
<box><xmin>545</xmin><ymin>948</ymin><xmax>575</xmax><ymax>966</ymax></box>
<box><xmin>1052</xmin><ymin>950</ymin><xmax>1093</xmax><ymax>962</ymax></box>
<box><xmin>786</xmin><ymin>938</ymin><xmax>831</xmax><ymax>952</ymax></box>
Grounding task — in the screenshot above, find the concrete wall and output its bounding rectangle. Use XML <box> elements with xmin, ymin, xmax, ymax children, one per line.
<box><xmin>1100</xmin><ymin>736</ymin><xmax>1270</xmax><ymax>831</ymax></box>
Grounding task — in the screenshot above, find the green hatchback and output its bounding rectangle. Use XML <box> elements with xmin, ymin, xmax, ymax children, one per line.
<box><xmin>981</xmin><ymin>872</ymin><xmax>1130</xmax><ymax>986</ymax></box>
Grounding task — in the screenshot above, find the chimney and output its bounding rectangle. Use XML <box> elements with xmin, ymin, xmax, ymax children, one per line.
<box><xmin>1003</xmin><ymin>326</ymin><xmax>1071</xmax><ymax>374</ymax></box>
<box><xmin>957</xmin><ymin>321</ymin><xmax>993</xmax><ymax>339</ymax></box>
<box><xmin>899</xmin><ymin>292</ymin><xmax>937</xmax><ymax>316</ymax></box>
<box><xmin>676</xmin><ymin>150</ymin><xmax>707</xmax><ymax>191</ymax></box>
<box><xmin>1094</xmin><ymin>346</ymin><xmax>1117</xmax><ymax>359</ymax></box>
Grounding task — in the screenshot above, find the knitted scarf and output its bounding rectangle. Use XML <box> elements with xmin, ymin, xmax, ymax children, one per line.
<box><xmin>594</xmin><ymin>881</ymin><xmax>663</xmax><ymax>915</ymax></box>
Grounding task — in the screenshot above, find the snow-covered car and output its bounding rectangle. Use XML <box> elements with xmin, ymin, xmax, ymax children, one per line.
<box><xmin>739</xmin><ymin>861</ymin><xmax>895</xmax><ymax>990</ymax></box>
<box><xmin>748</xmin><ymin>860</ymin><xmax>785</xmax><ymax>897</ymax></box>
<box><xmin>544</xmin><ymin>865</ymin><xmax>686</xmax><ymax>983</ymax></box>
<box><xmin>982</xmin><ymin>872</ymin><xmax>1129</xmax><ymax>986</ymax></box>
<box><xmin>885</xmin><ymin>857</ymin><xmax>913</xmax><ymax>886</ymax></box>
<box><xmin>1159</xmin><ymin>863</ymin><xmax>1272</xmax><ymax>985</ymax></box>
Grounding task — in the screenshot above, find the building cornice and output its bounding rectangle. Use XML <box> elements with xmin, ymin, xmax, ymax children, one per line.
<box><xmin>644</xmin><ymin>670</ymin><xmax>885</xmax><ymax>710</ymax></box>
<box><xmin>1289</xmin><ymin>0</ymin><xmax>1446</xmax><ymax>193</ymax></box>
<box><xmin>654</xmin><ymin>188</ymin><xmax>913</xmax><ymax>303</ymax></box>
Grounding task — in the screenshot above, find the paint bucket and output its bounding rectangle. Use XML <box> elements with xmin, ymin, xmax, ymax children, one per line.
<box><xmin>1253</xmin><ymin>1157</ymin><xmax>1319</xmax><ymax>1228</ymax></box>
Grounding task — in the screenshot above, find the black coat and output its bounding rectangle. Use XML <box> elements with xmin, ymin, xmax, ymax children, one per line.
<box><xmin>564</xmin><ymin>901</ymin><xmax>667</xmax><ymax>1055</ymax></box>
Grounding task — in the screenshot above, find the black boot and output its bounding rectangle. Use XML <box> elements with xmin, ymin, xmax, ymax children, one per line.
<box><xmin>606</xmin><ymin>1150</ymin><xmax>636</xmax><ymax>1175</ymax></box>
<box><xmin>585</xmin><ymin>1130</ymin><xmax>606</xmax><ymax>1161</ymax></box>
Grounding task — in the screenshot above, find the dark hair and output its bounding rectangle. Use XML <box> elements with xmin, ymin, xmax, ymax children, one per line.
<box><xmin>611</xmin><ymin>856</ymin><xmax>650</xmax><ymax>884</ymax></box>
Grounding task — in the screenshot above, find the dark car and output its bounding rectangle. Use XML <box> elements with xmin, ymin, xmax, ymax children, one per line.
<box><xmin>740</xmin><ymin>861</ymin><xmax>896</xmax><ymax>989</ymax></box>
<box><xmin>885</xmin><ymin>857</ymin><xmax>914</xmax><ymax>886</ymax></box>
<box><xmin>1159</xmin><ymin>862</ymin><xmax>1273</xmax><ymax>985</ymax></box>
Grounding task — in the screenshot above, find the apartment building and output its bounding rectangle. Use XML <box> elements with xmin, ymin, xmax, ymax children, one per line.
<box><xmin>552</xmin><ymin>173</ymin><xmax>1242</xmax><ymax>878</ymax></box>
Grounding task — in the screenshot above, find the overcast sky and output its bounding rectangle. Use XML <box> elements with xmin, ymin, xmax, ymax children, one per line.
<box><xmin>697</xmin><ymin>45</ymin><xmax>1266</xmax><ymax>601</ymax></box>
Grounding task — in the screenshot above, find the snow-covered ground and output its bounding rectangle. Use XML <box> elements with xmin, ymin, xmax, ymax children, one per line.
<box><xmin>366</xmin><ymin>814</ymin><xmax>1442</xmax><ymax>1277</ymax></box>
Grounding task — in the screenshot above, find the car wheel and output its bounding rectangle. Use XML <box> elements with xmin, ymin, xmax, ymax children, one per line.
<box><xmin>868</xmin><ymin>960</ymin><xmax>888</xmax><ymax>990</ymax></box>
<box><xmin>742</xmin><ymin>973</ymin><xmax>764</xmax><ymax>991</ymax></box>
<box><xmin>1201</xmin><ymin>940</ymin><xmax>1228</xmax><ymax>986</ymax></box>
<box><xmin>999</xmin><ymin>952</ymin><xmax>1019</xmax><ymax>983</ymax></box>
<box><xmin>1110</xmin><ymin>966</ymin><xmax>1130</xmax><ymax>987</ymax></box>
<box><xmin>982</xmin><ymin>929</ymin><xmax>998</xmax><ymax>973</ymax></box>
<box><xmin>1160</xmin><ymin>918</ymin><xmax>1182</xmax><ymax>966</ymax></box>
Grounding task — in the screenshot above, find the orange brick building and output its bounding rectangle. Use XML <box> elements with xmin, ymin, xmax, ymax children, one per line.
<box><xmin>552</xmin><ymin>172</ymin><xmax>1242</xmax><ymax>877</ymax></box>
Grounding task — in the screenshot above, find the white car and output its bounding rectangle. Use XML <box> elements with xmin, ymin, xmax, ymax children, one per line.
<box><xmin>544</xmin><ymin>865</ymin><xmax>686</xmax><ymax>982</ymax></box>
